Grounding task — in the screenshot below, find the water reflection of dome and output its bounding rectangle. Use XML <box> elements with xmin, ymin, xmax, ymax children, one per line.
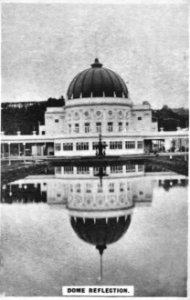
<box><xmin>71</xmin><ymin>215</ymin><xmax>131</xmax><ymax>254</ymax></box>
<box><xmin>70</xmin><ymin>212</ymin><xmax>132</xmax><ymax>281</ymax></box>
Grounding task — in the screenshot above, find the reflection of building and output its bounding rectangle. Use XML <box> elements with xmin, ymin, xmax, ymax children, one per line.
<box><xmin>1</xmin><ymin>58</ymin><xmax>188</xmax><ymax>158</ymax></box>
<box><xmin>1</xmin><ymin>164</ymin><xmax>188</xmax><ymax>282</ymax></box>
<box><xmin>1</xmin><ymin>165</ymin><xmax>188</xmax><ymax>205</ymax></box>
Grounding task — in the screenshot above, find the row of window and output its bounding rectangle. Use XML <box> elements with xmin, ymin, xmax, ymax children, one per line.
<box><xmin>54</xmin><ymin>115</ymin><xmax>146</xmax><ymax>124</ymax></box>
<box><xmin>70</xmin><ymin>183</ymin><xmax>121</xmax><ymax>194</ymax></box>
<box><xmin>71</xmin><ymin>182</ymin><xmax>132</xmax><ymax>194</ymax></box>
<box><xmin>68</xmin><ymin>122</ymin><xmax>129</xmax><ymax>133</ymax></box>
<box><xmin>55</xmin><ymin>165</ymin><xmax>144</xmax><ymax>175</ymax></box>
<box><xmin>52</xmin><ymin>181</ymin><xmax>131</xmax><ymax>194</ymax></box>
<box><xmin>55</xmin><ymin>141</ymin><xmax>144</xmax><ymax>151</ymax></box>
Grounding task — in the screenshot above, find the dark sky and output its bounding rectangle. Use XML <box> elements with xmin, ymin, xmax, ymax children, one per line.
<box><xmin>2</xmin><ymin>1</ymin><xmax>188</xmax><ymax>108</ymax></box>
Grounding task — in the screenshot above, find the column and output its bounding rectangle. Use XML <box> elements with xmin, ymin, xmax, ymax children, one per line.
<box><xmin>88</xmin><ymin>141</ymin><xmax>93</xmax><ymax>155</ymax></box>
<box><xmin>61</xmin><ymin>166</ymin><xmax>64</xmax><ymax>175</ymax></box>
<box><xmin>89</xmin><ymin>167</ymin><xmax>93</xmax><ymax>176</ymax></box>
<box><xmin>73</xmin><ymin>166</ymin><xmax>77</xmax><ymax>175</ymax></box>
<box><xmin>73</xmin><ymin>142</ymin><xmax>76</xmax><ymax>155</ymax></box>
<box><xmin>122</xmin><ymin>140</ymin><xmax>125</xmax><ymax>152</ymax></box>
<box><xmin>2</xmin><ymin>143</ymin><xmax>4</xmax><ymax>159</ymax></box>
<box><xmin>8</xmin><ymin>142</ymin><xmax>11</xmax><ymax>165</ymax></box>
<box><xmin>44</xmin><ymin>143</ymin><xmax>46</xmax><ymax>156</ymax></box>
<box><xmin>23</xmin><ymin>142</ymin><xmax>26</xmax><ymax>163</ymax></box>
<box><xmin>107</xmin><ymin>166</ymin><xmax>111</xmax><ymax>175</ymax></box>
<box><xmin>18</xmin><ymin>143</ymin><xmax>20</xmax><ymax>157</ymax></box>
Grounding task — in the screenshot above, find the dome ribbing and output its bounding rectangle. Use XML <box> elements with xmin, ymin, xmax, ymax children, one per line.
<box><xmin>67</xmin><ymin>58</ymin><xmax>129</xmax><ymax>99</ymax></box>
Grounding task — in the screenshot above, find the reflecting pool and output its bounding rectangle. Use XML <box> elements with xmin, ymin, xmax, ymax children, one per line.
<box><xmin>0</xmin><ymin>162</ymin><xmax>188</xmax><ymax>296</ymax></box>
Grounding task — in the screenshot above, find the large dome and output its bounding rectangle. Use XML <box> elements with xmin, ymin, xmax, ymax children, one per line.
<box><xmin>67</xmin><ymin>58</ymin><xmax>129</xmax><ymax>100</ymax></box>
<box><xmin>70</xmin><ymin>215</ymin><xmax>131</xmax><ymax>247</ymax></box>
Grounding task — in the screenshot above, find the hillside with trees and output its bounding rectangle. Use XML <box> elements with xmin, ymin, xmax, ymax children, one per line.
<box><xmin>152</xmin><ymin>105</ymin><xmax>189</xmax><ymax>131</ymax></box>
<box><xmin>1</xmin><ymin>97</ymin><xmax>65</xmax><ymax>135</ymax></box>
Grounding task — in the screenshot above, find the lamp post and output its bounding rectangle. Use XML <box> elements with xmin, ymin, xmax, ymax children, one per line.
<box><xmin>95</xmin><ymin>134</ymin><xmax>108</xmax><ymax>157</ymax></box>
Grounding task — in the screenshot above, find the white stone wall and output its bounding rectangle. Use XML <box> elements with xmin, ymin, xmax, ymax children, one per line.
<box><xmin>65</xmin><ymin>102</ymin><xmax>131</xmax><ymax>135</ymax></box>
<box><xmin>43</xmin><ymin>98</ymin><xmax>157</xmax><ymax>137</ymax></box>
<box><xmin>41</xmin><ymin>98</ymin><xmax>158</xmax><ymax>156</ymax></box>
<box><xmin>44</xmin><ymin>107</ymin><xmax>66</xmax><ymax>135</ymax></box>
<box><xmin>130</xmin><ymin>108</ymin><xmax>153</xmax><ymax>132</ymax></box>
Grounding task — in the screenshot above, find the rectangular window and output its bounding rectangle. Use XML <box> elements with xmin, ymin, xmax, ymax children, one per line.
<box><xmin>64</xmin><ymin>166</ymin><xmax>73</xmax><ymax>174</ymax></box>
<box><xmin>107</xmin><ymin>122</ymin><xmax>113</xmax><ymax>132</ymax></box>
<box><xmin>77</xmin><ymin>166</ymin><xmax>90</xmax><ymax>174</ymax></box>
<box><xmin>76</xmin><ymin>142</ymin><xmax>89</xmax><ymax>151</ymax></box>
<box><xmin>93</xmin><ymin>142</ymin><xmax>97</xmax><ymax>150</ymax></box>
<box><xmin>120</xmin><ymin>182</ymin><xmax>125</xmax><ymax>192</ymax></box>
<box><xmin>55</xmin><ymin>143</ymin><xmax>61</xmax><ymax>151</ymax></box>
<box><xmin>97</xmin><ymin>183</ymin><xmax>103</xmax><ymax>193</ymax></box>
<box><xmin>125</xmin><ymin>141</ymin><xmax>135</xmax><ymax>149</ymax></box>
<box><xmin>70</xmin><ymin>184</ymin><xmax>73</xmax><ymax>193</ymax></box>
<box><xmin>55</xmin><ymin>166</ymin><xmax>61</xmax><ymax>174</ymax></box>
<box><xmin>138</xmin><ymin>165</ymin><xmax>144</xmax><ymax>172</ymax></box>
<box><xmin>138</xmin><ymin>117</ymin><xmax>142</xmax><ymax>120</ymax></box>
<box><xmin>75</xmin><ymin>124</ymin><xmax>79</xmax><ymax>133</ymax></box>
<box><xmin>126</xmin><ymin>164</ymin><xmax>136</xmax><ymax>172</ymax></box>
<box><xmin>85</xmin><ymin>123</ymin><xmax>90</xmax><ymax>133</ymax></box>
<box><xmin>110</xmin><ymin>165</ymin><xmax>123</xmax><ymax>173</ymax></box>
<box><xmin>110</xmin><ymin>141</ymin><xmax>122</xmax><ymax>149</ymax></box>
<box><xmin>75</xmin><ymin>184</ymin><xmax>81</xmax><ymax>193</ymax></box>
<box><xmin>109</xmin><ymin>183</ymin><xmax>115</xmax><ymax>193</ymax></box>
<box><xmin>118</xmin><ymin>122</ymin><xmax>123</xmax><ymax>132</ymax></box>
<box><xmin>63</xmin><ymin>143</ymin><xmax>73</xmax><ymax>151</ymax></box>
<box><xmin>85</xmin><ymin>183</ymin><xmax>92</xmax><ymax>193</ymax></box>
<box><xmin>96</xmin><ymin>122</ymin><xmax>102</xmax><ymax>133</ymax></box>
<box><xmin>42</xmin><ymin>131</ymin><xmax>45</xmax><ymax>135</ymax></box>
<box><xmin>137</xmin><ymin>141</ymin><xmax>143</xmax><ymax>149</ymax></box>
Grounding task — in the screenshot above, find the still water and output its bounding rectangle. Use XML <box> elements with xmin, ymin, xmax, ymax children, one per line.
<box><xmin>0</xmin><ymin>162</ymin><xmax>188</xmax><ymax>296</ymax></box>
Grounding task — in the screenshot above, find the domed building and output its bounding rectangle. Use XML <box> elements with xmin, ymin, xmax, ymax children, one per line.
<box><xmin>39</xmin><ymin>58</ymin><xmax>158</xmax><ymax>156</ymax></box>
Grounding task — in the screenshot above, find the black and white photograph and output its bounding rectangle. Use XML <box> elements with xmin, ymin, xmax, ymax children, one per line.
<box><xmin>0</xmin><ymin>0</ymin><xmax>189</xmax><ymax>297</ymax></box>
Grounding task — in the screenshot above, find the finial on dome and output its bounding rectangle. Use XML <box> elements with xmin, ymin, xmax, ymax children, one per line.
<box><xmin>96</xmin><ymin>245</ymin><xmax>107</xmax><ymax>255</ymax></box>
<box><xmin>91</xmin><ymin>58</ymin><xmax>103</xmax><ymax>68</ymax></box>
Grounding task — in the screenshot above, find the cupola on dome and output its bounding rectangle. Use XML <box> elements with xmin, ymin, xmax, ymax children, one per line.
<box><xmin>67</xmin><ymin>58</ymin><xmax>129</xmax><ymax>100</ymax></box>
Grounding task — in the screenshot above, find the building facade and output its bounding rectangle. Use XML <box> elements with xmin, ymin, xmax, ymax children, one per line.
<box><xmin>39</xmin><ymin>58</ymin><xmax>158</xmax><ymax>156</ymax></box>
<box><xmin>1</xmin><ymin>58</ymin><xmax>188</xmax><ymax>158</ymax></box>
